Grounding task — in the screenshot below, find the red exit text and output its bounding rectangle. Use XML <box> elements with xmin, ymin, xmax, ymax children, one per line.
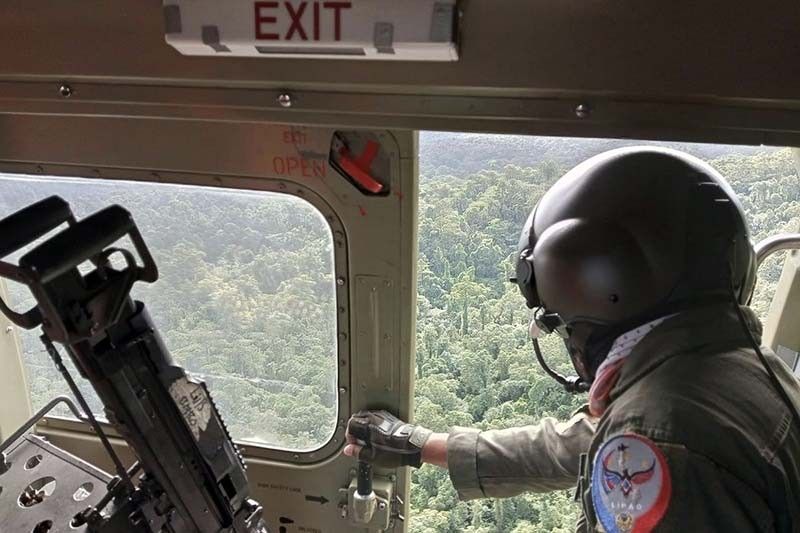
<box><xmin>255</xmin><ymin>1</ymin><xmax>353</xmax><ymax>41</ymax></box>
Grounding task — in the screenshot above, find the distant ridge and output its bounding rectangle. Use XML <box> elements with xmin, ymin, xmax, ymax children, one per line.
<box><xmin>420</xmin><ymin>132</ymin><xmax>777</xmax><ymax>177</ymax></box>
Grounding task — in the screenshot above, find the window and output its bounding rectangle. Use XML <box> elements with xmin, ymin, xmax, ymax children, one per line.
<box><xmin>410</xmin><ymin>133</ymin><xmax>799</xmax><ymax>533</ymax></box>
<box><xmin>0</xmin><ymin>174</ymin><xmax>339</xmax><ymax>453</ymax></box>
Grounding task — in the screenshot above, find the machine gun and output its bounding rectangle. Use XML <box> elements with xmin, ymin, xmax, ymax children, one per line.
<box><xmin>0</xmin><ymin>197</ymin><xmax>266</xmax><ymax>533</ymax></box>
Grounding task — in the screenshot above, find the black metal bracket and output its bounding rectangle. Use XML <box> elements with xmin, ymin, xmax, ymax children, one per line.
<box><xmin>0</xmin><ymin>196</ymin><xmax>158</xmax><ymax>343</ymax></box>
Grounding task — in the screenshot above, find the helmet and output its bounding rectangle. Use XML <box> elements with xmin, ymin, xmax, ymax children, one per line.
<box><xmin>514</xmin><ymin>146</ymin><xmax>756</xmax><ymax>382</ymax></box>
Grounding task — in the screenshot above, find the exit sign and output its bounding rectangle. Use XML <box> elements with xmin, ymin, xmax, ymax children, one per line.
<box><xmin>163</xmin><ymin>0</ymin><xmax>458</xmax><ymax>61</ymax></box>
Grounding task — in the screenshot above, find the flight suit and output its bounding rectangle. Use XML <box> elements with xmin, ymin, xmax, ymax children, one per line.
<box><xmin>446</xmin><ymin>303</ymin><xmax>800</xmax><ymax>532</ymax></box>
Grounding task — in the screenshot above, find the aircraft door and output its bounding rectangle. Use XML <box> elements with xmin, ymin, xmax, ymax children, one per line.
<box><xmin>0</xmin><ymin>115</ymin><xmax>418</xmax><ymax>533</ymax></box>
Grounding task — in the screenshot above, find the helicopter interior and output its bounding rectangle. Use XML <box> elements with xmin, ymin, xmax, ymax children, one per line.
<box><xmin>0</xmin><ymin>1</ymin><xmax>799</xmax><ymax>532</ymax></box>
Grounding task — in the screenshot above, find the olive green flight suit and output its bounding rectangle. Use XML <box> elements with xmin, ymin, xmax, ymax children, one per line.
<box><xmin>446</xmin><ymin>303</ymin><xmax>800</xmax><ymax>532</ymax></box>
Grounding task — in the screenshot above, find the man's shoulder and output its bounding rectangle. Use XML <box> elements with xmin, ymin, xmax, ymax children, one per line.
<box><xmin>596</xmin><ymin>343</ymin><xmax>796</xmax><ymax>476</ymax></box>
<box><xmin>609</xmin><ymin>342</ymin><xmax>783</xmax><ymax>428</ymax></box>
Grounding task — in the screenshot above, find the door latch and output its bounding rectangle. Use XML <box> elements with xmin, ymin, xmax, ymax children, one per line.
<box><xmin>339</xmin><ymin>462</ymin><xmax>393</xmax><ymax>530</ymax></box>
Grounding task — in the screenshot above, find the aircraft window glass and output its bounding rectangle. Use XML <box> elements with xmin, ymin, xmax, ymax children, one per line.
<box><xmin>411</xmin><ymin>133</ymin><xmax>799</xmax><ymax>531</ymax></box>
<box><xmin>0</xmin><ymin>175</ymin><xmax>339</xmax><ymax>453</ymax></box>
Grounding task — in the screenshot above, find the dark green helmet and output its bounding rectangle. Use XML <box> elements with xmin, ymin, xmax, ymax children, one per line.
<box><xmin>514</xmin><ymin>146</ymin><xmax>756</xmax><ymax>381</ymax></box>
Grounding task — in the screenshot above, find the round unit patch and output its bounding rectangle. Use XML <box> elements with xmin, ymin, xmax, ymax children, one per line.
<box><xmin>592</xmin><ymin>434</ymin><xmax>671</xmax><ymax>533</ymax></box>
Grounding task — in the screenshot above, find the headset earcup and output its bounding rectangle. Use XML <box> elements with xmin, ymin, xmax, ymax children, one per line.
<box><xmin>514</xmin><ymin>251</ymin><xmax>539</xmax><ymax>309</ymax></box>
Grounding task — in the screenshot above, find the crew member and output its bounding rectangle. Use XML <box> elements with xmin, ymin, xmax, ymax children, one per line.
<box><xmin>345</xmin><ymin>147</ymin><xmax>800</xmax><ymax>532</ymax></box>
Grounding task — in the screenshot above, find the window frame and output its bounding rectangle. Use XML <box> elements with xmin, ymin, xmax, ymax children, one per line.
<box><xmin>2</xmin><ymin>167</ymin><xmax>352</xmax><ymax>465</ymax></box>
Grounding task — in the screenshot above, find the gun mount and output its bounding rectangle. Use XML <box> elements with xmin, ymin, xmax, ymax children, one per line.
<box><xmin>0</xmin><ymin>196</ymin><xmax>267</xmax><ymax>533</ymax></box>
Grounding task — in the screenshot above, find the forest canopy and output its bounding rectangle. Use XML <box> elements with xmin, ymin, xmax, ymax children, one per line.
<box><xmin>0</xmin><ymin>182</ymin><xmax>340</xmax><ymax>451</ymax></box>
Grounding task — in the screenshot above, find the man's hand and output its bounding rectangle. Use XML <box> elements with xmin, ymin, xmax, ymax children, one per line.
<box><xmin>343</xmin><ymin>410</ymin><xmax>434</xmax><ymax>468</ymax></box>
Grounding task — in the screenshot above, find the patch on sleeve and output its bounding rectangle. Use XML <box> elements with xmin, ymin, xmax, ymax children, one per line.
<box><xmin>591</xmin><ymin>434</ymin><xmax>672</xmax><ymax>533</ymax></box>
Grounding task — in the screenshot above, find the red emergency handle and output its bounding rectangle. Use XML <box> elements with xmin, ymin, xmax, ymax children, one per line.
<box><xmin>338</xmin><ymin>140</ymin><xmax>384</xmax><ymax>194</ymax></box>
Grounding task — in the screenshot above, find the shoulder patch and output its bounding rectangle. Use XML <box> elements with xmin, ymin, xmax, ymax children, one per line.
<box><xmin>592</xmin><ymin>433</ymin><xmax>671</xmax><ymax>533</ymax></box>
